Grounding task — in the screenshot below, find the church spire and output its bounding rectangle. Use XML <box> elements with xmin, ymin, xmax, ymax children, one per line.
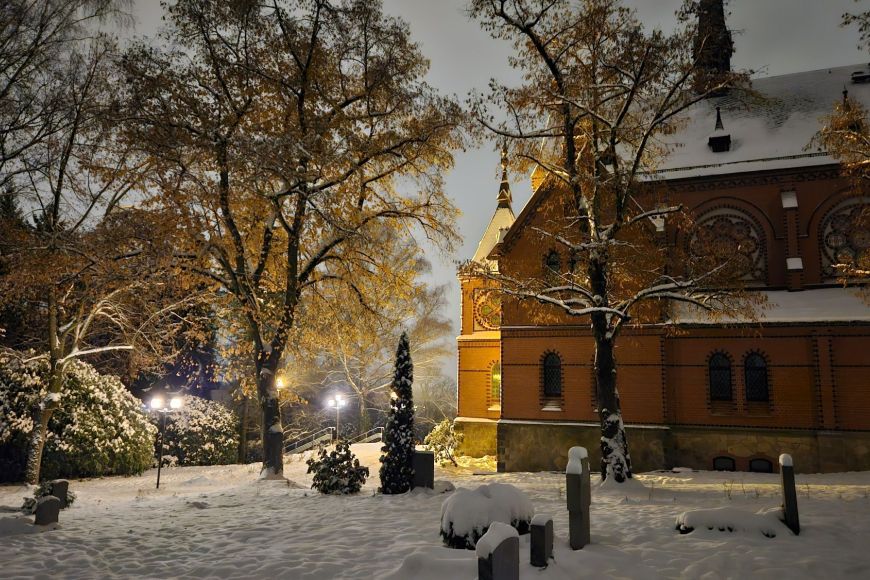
<box><xmin>693</xmin><ymin>0</ymin><xmax>734</xmax><ymax>95</ymax></box>
<box><xmin>497</xmin><ymin>145</ymin><xmax>512</xmax><ymax>209</ymax></box>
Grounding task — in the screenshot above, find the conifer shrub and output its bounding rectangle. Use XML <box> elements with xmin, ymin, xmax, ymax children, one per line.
<box><xmin>158</xmin><ymin>395</ymin><xmax>239</xmax><ymax>466</ymax></box>
<box><xmin>0</xmin><ymin>349</ymin><xmax>156</xmax><ymax>482</ymax></box>
<box><xmin>424</xmin><ymin>419</ymin><xmax>463</xmax><ymax>466</ymax></box>
<box><xmin>379</xmin><ymin>332</ymin><xmax>415</xmax><ymax>494</ymax></box>
<box><xmin>306</xmin><ymin>441</ymin><xmax>369</xmax><ymax>494</ymax></box>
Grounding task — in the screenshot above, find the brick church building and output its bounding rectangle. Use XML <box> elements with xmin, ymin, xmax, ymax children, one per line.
<box><xmin>456</xmin><ymin>3</ymin><xmax>870</xmax><ymax>474</ymax></box>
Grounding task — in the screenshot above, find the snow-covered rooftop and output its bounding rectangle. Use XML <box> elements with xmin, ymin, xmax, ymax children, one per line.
<box><xmin>472</xmin><ymin>205</ymin><xmax>515</xmax><ymax>265</ymax></box>
<box><xmin>672</xmin><ymin>287</ymin><xmax>870</xmax><ymax>325</ymax></box>
<box><xmin>654</xmin><ymin>64</ymin><xmax>870</xmax><ymax>180</ymax></box>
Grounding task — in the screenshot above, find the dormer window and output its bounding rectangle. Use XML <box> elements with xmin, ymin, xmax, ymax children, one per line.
<box><xmin>708</xmin><ymin>106</ymin><xmax>731</xmax><ymax>152</ymax></box>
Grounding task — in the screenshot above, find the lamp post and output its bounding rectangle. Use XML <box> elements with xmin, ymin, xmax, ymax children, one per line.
<box><xmin>150</xmin><ymin>395</ymin><xmax>183</xmax><ymax>489</ymax></box>
<box><xmin>327</xmin><ymin>394</ymin><xmax>346</xmax><ymax>441</ymax></box>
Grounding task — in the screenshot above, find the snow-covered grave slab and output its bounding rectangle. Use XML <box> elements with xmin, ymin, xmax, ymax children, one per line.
<box><xmin>675</xmin><ymin>506</ymin><xmax>784</xmax><ymax>538</ymax></box>
<box><xmin>476</xmin><ymin>521</ymin><xmax>519</xmax><ymax>580</ymax></box>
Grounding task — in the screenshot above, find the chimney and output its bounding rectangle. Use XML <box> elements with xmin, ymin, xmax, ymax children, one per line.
<box><xmin>693</xmin><ymin>0</ymin><xmax>734</xmax><ymax>96</ymax></box>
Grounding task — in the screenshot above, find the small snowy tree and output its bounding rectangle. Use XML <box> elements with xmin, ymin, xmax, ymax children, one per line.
<box><xmin>424</xmin><ymin>419</ymin><xmax>462</xmax><ymax>467</ymax></box>
<box><xmin>159</xmin><ymin>395</ymin><xmax>239</xmax><ymax>467</ymax></box>
<box><xmin>379</xmin><ymin>332</ymin><xmax>415</xmax><ymax>494</ymax></box>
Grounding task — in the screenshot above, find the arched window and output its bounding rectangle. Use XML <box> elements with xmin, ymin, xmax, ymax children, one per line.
<box><xmin>744</xmin><ymin>353</ymin><xmax>769</xmax><ymax>402</ymax></box>
<box><xmin>709</xmin><ymin>353</ymin><xmax>732</xmax><ymax>401</ymax></box>
<box><xmin>713</xmin><ymin>456</ymin><xmax>736</xmax><ymax>471</ymax></box>
<box><xmin>542</xmin><ymin>352</ymin><xmax>562</xmax><ymax>397</ymax></box>
<box><xmin>749</xmin><ymin>458</ymin><xmax>773</xmax><ymax>473</ymax></box>
<box><xmin>490</xmin><ymin>362</ymin><xmax>502</xmax><ymax>406</ymax></box>
<box><xmin>544</xmin><ymin>250</ymin><xmax>560</xmax><ymax>274</ymax></box>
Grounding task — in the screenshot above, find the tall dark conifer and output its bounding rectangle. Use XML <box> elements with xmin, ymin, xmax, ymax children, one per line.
<box><xmin>379</xmin><ymin>332</ymin><xmax>415</xmax><ymax>494</ymax></box>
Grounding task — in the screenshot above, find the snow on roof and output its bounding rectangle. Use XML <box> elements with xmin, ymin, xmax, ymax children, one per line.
<box><xmin>472</xmin><ymin>205</ymin><xmax>515</xmax><ymax>264</ymax></box>
<box><xmin>654</xmin><ymin>64</ymin><xmax>870</xmax><ymax>179</ymax></box>
<box><xmin>672</xmin><ymin>287</ymin><xmax>870</xmax><ymax>325</ymax></box>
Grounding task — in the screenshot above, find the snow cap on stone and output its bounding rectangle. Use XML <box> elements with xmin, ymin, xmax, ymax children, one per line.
<box><xmin>566</xmin><ymin>446</ymin><xmax>588</xmax><ymax>475</ymax></box>
<box><xmin>475</xmin><ymin>521</ymin><xmax>518</xmax><ymax>559</ymax></box>
<box><xmin>779</xmin><ymin>453</ymin><xmax>793</xmax><ymax>467</ymax></box>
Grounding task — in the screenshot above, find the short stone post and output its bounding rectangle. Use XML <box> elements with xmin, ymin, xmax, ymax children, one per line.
<box><xmin>476</xmin><ymin>522</ymin><xmax>519</xmax><ymax>580</ymax></box>
<box><xmin>412</xmin><ymin>450</ymin><xmax>434</xmax><ymax>489</ymax></box>
<box><xmin>530</xmin><ymin>514</ymin><xmax>553</xmax><ymax>568</ymax></box>
<box><xmin>34</xmin><ymin>495</ymin><xmax>61</xmax><ymax>526</ymax></box>
<box><xmin>779</xmin><ymin>453</ymin><xmax>800</xmax><ymax>535</ymax></box>
<box><xmin>51</xmin><ymin>480</ymin><xmax>70</xmax><ymax>508</ymax></box>
<box><xmin>566</xmin><ymin>446</ymin><xmax>591</xmax><ymax>550</ymax></box>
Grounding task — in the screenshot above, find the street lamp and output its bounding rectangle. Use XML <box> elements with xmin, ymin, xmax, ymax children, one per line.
<box><xmin>327</xmin><ymin>394</ymin><xmax>346</xmax><ymax>441</ymax></box>
<box><xmin>150</xmin><ymin>394</ymin><xmax>183</xmax><ymax>489</ymax></box>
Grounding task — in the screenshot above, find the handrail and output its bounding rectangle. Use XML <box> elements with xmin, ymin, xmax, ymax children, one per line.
<box><xmin>284</xmin><ymin>427</ymin><xmax>335</xmax><ymax>454</ymax></box>
<box><xmin>346</xmin><ymin>427</ymin><xmax>384</xmax><ymax>445</ymax></box>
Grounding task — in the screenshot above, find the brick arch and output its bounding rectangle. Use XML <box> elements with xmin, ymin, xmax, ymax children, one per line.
<box><xmin>808</xmin><ymin>191</ymin><xmax>870</xmax><ymax>281</ymax></box>
<box><xmin>682</xmin><ymin>199</ymin><xmax>773</xmax><ymax>286</ymax></box>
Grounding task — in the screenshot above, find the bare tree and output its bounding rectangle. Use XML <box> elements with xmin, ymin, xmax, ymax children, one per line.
<box><xmin>468</xmin><ymin>0</ymin><xmax>755</xmax><ymax>482</ymax></box>
<box><xmin>121</xmin><ymin>0</ymin><xmax>463</xmax><ymax>478</ymax></box>
<box><xmin>0</xmin><ymin>33</ymin><xmax>195</xmax><ymax>484</ymax></box>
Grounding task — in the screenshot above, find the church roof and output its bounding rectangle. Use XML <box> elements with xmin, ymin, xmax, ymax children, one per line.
<box><xmin>654</xmin><ymin>64</ymin><xmax>870</xmax><ymax>180</ymax></box>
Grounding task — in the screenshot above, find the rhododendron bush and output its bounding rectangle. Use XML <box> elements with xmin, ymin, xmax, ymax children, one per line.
<box><xmin>158</xmin><ymin>395</ymin><xmax>238</xmax><ymax>467</ymax></box>
<box><xmin>0</xmin><ymin>349</ymin><xmax>156</xmax><ymax>481</ymax></box>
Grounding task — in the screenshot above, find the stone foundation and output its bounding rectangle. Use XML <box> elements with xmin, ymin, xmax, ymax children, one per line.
<box><xmin>454</xmin><ymin>417</ymin><xmax>498</xmax><ymax>457</ymax></box>
<box><xmin>471</xmin><ymin>420</ymin><xmax>870</xmax><ymax>474</ymax></box>
<box><xmin>496</xmin><ymin>421</ymin><xmax>668</xmax><ymax>473</ymax></box>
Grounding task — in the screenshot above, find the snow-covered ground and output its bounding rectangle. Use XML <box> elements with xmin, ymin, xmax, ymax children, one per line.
<box><xmin>1</xmin><ymin>443</ymin><xmax>869</xmax><ymax>579</ymax></box>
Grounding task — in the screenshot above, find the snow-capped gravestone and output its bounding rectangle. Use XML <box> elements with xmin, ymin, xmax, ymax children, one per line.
<box><xmin>530</xmin><ymin>514</ymin><xmax>553</xmax><ymax>568</ymax></box>
<box><xmin>476</xmin><ymin>522</ymin><xmax>519</xmax><ymax>580</ymax></box>
<box><xmin>412</xmin><ymin>450</ymin><xmax>434</xmax><ymax>489</ymax></box>
<box><xmin>566</xmin><ymin>446</ymin><xmax>591</xmax><ymax>550</ymax></box>
<box><xmin>779</xmin><ymin>454</ymin><xmax>800</xmax><ymax>535</ymax></box>
<box><xmin>34</xmin><ymin>496</ymin><xmax>61</xmax><ymax>526</ymax></box>
<box><xmin>51</xmin><ymin>480</ymin><xmax>70</xmax><ymax>509</ymax></box>
<box><xmin>440</xmin><ymin>483</ymin><xmax>534</xmax><ymax>549</ymax></box>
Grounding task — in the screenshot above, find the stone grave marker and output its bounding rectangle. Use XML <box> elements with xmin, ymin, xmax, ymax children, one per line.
<box><xmin>476</xmin><ymin>522</ymin><xmax>519</xmax><ymax>580</ymax></box>
<box><xmin>51</xmin><ymin>480</ymin><xmax>70</xmax><ymax>508</ymax></box>
<box><xmin>34</xmin><ymin>495</ymin><xmax>61</xmax><ymax>526</ymax></box>
<box><xmin>412</xmin><ymin>450</ymin><xmax>434</xmax><ymax>489</ymax></box>
<box><xmin>566</xmin><ymin>446</ymin><xmax>591</xmax><ymax>549</ymax></box>
<box><xmin>779</xmin><ymin>453</ymin><xmax>800</xmax><ymax>535</ymax></box>
<box><xmin>530</xmin><ymin>514</ymin><xmax>553</xmax><ymax>568</ymax></box>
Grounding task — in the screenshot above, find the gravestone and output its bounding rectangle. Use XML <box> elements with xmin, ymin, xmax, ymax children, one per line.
<box><xmin>530</xmin><ymin>514</ymin><xmax>553</xmax><ymax>568</ymax></box>
<box><xmin>779</xmin><ymin>454</ymin><xmax>800</xmax><ymax>535</ymax></box>
<box><xmin>566</xmin><ymin>446</ymin><xmax>591</xmax><ymax>550</ymax></box>
<box><xmin>34</xmin><ymin>495</ymin><xmax>61</xmax><ymax>526</ymax></box>
<box><xmin>412</xmin><ymin>451</ymin><xmax>434</xmax><ymax>489</ymax></box>
<box><xmin>51</xmin><ymin>480</ymin><xmax>70</xmax><ymax>509</ymax></box>
<box><xmin>476</xmin><ymin>522</ymin><xmax>519</xmax><ymax>580</ymax></box>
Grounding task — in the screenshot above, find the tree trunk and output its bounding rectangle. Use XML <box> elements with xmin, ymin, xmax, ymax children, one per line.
<box><xmin>256</xmin><ymin>353</ymin><xmax>284</xmax><ymax>478</ymax></box>
<box><xmin>358</xmin><ymin>396</ymin><xmax>370</xmax><ymax>434</ymax></box>
<box><xmin>593</xmin><ymin>333</ymin><xmax>632</xmax><ymax>482</ymax></box>
<box><xmin>25</xmin><ymin>287</ymin><xmax>62</xmax><ymax>484</ymax></box>
<box><xmin>588</xmin><ymin>258</ymin><xmax>632</xmax><ymax>482</ymax></box>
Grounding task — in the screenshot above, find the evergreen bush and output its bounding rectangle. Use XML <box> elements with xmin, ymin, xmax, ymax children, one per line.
<box><xmin>306</xmin><ymin>441</ymin><xmax>369</xmax><ymax>494</ymax></box>
<box><xmin>0</xmin><ymin>349</ymin><xmax>156</xmax><ymax>482</ymax></box>
<box><xmin>379</xmin><ymin>332</ymin><xmax>415</xmax><ymax>494</ymax></box>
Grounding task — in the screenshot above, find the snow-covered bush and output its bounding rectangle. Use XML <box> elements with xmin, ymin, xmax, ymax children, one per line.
<box><xmin>379</xmin><ymin>332</ymin><xmax>415</xmax><ymax>494</ymax></box>
<box><xmin>21</xmin><ymin>480</ymin><xmax>76</xmax><ymax>514</ymax></box>
<box><xmin>158</xmin><ymin>395</ymin><xmax>238</xmax><ymax>466</ymax></box>
<box><xmin>440</xmin><ymin>483</ymin><xmax>534</xmax><ymax>549</ymax></box>
<box><xmin>424</xmin><ymin>419</ymin><xmax>462</xmax><ymax>466</ymax></box>
<box><xmin>0</xmin><ymin>349</ymin><xmax>157</xmax><ymax>482</ymax></box>
<box><xmin>307</xmin><ymin>442</ymin><xmax>369</xmax><ymax>494</ymax></box>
